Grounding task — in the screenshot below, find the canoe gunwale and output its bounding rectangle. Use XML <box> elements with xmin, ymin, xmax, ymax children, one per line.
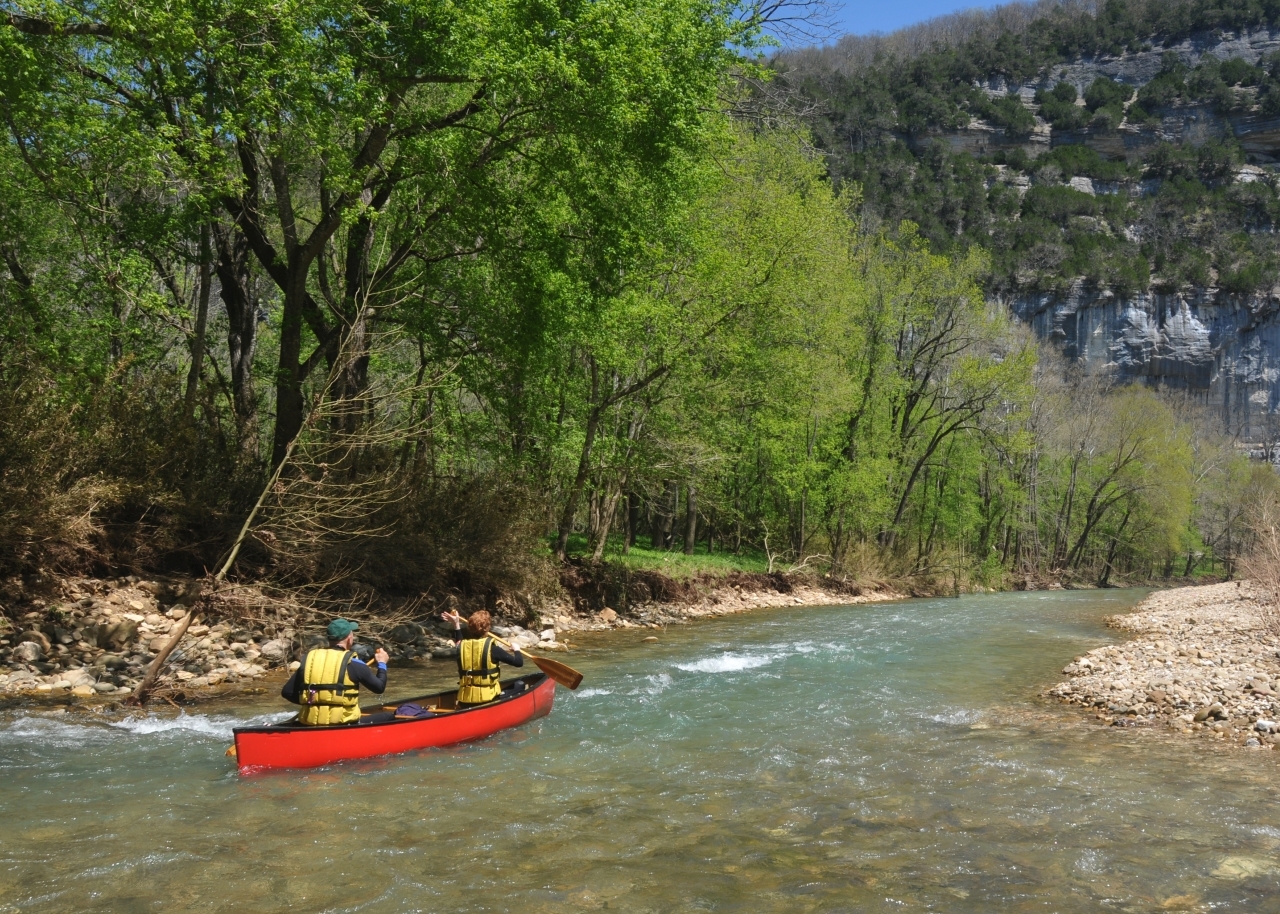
<box><xmin>232</xmin><ymin>671</ymin><xmax>550</xmax><ymax>736</ymax></box>
<box><xmin>231</xmin><ymin>672</ymin><xmax>555</xmax><ymax>772</ymax></box>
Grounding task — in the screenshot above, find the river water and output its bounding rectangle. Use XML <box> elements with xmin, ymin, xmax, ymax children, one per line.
<box><xmin>3</xmin><ymin>589</ymin><xmax>1280</xmax><ymax>913</ymax></box>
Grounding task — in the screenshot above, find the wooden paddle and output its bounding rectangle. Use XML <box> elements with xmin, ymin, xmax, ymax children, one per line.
<box><xmin>486</xmin><ymin>633</ymin><xmax>584</xmax><ymax>690</ymax></box>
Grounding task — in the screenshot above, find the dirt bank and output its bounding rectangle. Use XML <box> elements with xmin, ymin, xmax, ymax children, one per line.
<box><xmin>0</xmin><ymin>570</ymin><xmax>903</xmax><ymax>706</ymax></box>
<box><xmin>1046</xmin><ymin>582</ymin><xmax>1280</xmax><ymax>750</ymax></box>
<box><xmin>551</xmin><ymin>570</ymin><xmax>905</xmax><ymax>632</ymax></box>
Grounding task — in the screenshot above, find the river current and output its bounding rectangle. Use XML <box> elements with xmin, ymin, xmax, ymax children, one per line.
<box><xmin>3</xmin><ymin>589</ymin><xmax>1280</xmax><ymax>912</ymax></box>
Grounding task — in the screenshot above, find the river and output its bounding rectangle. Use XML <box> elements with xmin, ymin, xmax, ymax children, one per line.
<box><xmin>3</xmin><ymin>588</ymin><xmax>1279</xmax><ymax>912</ymax></box>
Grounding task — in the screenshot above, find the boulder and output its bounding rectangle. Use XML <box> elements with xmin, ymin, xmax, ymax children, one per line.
<box><xmin>20</xmin><ymin>630</ymin><xmax>52</xmax><ymax>654</ymax></box>
<box><xmin>597</xmin><ymin>608</ymin><xmax>618</xmax><ymax>623</ymax></box>
<box><xmin>93</xmin><ymin>620</ymin><xmax>138</xmax><ymax>650</ymax></box>
<box><xmin>67</xmin><ymin>670</ymin><xmax>96</xmax><ymax>688</ymax></box>
<box><xmin>99</xmin><ymin>653</ymin><xmax>129</xmax><ymax>671</ymax></box>
<box><xmin>70</xmin><ymin>685</ymin><xmax>95</xmax><ymax>698</ymax></box>
<box><xmin>259</xmin><ymin>639</ymin><xmax>292</xmax><ymax>663</ymax></box>
<box><xmin>388</xmin><ymin>622</ymin><xmax>425</xmax><ymax>644</ymax></box>
<box><xmin>12</xmin><ymin>641</ymin><xmax>44</xmax><ymax>663</ymax></box>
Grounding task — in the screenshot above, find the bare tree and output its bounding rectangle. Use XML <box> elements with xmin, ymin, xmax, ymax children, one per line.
<box><xmin>1240</xmin><ymin>494</ymin><xmax>1280</xmax><ymax>636</ymax></box>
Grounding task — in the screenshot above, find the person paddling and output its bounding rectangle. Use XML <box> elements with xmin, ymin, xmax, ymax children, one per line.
<box><xmin>441</xmin><ymin>609</ymin><xmax>523</xmax><ymax>708</ymax></box>
<box><xmin>281</xmin><ymin>618</ymin><xmax>389</xmax><ymax>725</ymax></box>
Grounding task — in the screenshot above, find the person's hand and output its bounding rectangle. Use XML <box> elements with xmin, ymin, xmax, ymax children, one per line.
<box><xmin>374</xmin><ymin>647</ymin><xmax>389</xmax><ymax>665</ymax></box>
<box><xmin>441</xmin><ymin>610</ymin><xmax>462</xmax><ymax>625</ymax></box>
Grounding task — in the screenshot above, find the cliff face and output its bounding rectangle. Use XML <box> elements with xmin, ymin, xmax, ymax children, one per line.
<box><xmin>1005</xmin><ymin>285</ymin><xmax>1280</xmax><ymax>436</ymax></box>
<box><xmin>902</xmin><ymin>29</ymin><xmax>1280</xmax><ymax>434</ymax></box>
<box><xmin>911</xmin><ymin>28</ymin><xmax>1280</xmax><ymax>161</ymax></box>
<box><xmin>787</xmin><ymin>16</ymin><xmax>1280</xmax><ymax>435</ymax></box>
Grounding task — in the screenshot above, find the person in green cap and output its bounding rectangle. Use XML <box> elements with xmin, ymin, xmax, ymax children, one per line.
<box><xmin>281</xmin><ymin>618</ymin><xmax>389</xmax><ymax>725</ymax></box>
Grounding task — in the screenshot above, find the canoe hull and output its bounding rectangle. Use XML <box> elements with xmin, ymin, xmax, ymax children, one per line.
<box><xmin>233</xmin><ymin>673</ymin><xmax>555</xmax><ymax>773</ymax></box>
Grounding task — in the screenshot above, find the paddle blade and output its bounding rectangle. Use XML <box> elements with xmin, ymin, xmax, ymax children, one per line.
<box><xmin>531</xmin><ymin>655</ymin><xmax>583</xmax><ymax>690</ymax></box>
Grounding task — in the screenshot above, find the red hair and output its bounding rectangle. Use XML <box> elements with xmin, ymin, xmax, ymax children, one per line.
<box><xmin>466</xmin><ymin>610</ymin><xmax>491</xmax><ymax>636</ymax></box>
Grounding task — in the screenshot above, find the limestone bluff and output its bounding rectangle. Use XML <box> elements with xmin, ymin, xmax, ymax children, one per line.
<box><xmin>784</xmin><ymin>18</ymin><xmax>1280</xmax><ymax>437</ymax></box>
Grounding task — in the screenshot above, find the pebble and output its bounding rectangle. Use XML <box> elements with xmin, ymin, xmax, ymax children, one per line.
<box><xmin>1048</xmin><ymin>582</ymin><xmax>1280</xmax><ymax>750</ymax></box>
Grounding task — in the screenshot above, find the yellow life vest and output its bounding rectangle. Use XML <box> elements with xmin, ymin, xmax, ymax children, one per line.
<box><xmin>457</xmin><ymin>637</ymin><xmax>501</xmax><ymax>705</ymax></box>
<box><xmin>297</xmin><ymin>648</ymin><xmax>361</xmax><ymax>726</ymax></box>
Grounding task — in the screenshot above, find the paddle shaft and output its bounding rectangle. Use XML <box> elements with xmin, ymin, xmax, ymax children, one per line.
<box><xmin>484</xmin><ymin>633</ymin><xmax>583</xmax><ymax>690</ymax></box>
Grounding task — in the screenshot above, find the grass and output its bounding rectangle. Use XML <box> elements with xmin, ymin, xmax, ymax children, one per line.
<box><xmin>562</xmin><ymin>533</ymin><xmax>772</xmax><ymax>578</ymax></box>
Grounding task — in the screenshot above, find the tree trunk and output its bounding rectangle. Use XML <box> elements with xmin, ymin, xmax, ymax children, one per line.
<box><xmin>624</xmin><ymin>493</ymin><xmax>639</xmax><ymax>554</ymax></box>
<box><xmin>658</xmin><ymin>480</ymin><xmax>677</xmax><ymax>549</ymax></box>
<box><xmin>554</xmin><ymin>405</ymin><xmax>602</xmax><ymax>561</ymax></box>
<box><xmin>590</xmin><ymin>487</ymin><xmax>624</xmax><ymax>561</ymax></box>
<box><xmin>214</xmin><ymin>226</ymin><xmax>259</xmax><ymax>455</ymax></box>
<box><xmin>272</xmin><ymin>279</ymin><xmax>307</xmax><ymax>468</ymax></box>
<box><xmin>683</xmin><ymin>486</ymin><xmax>697</xmax><ymax>555</ymax></box>
<box><xmin>183</xmin><ymin>224</ymin><xmax>212</xmax><ymax>423</ymax></box>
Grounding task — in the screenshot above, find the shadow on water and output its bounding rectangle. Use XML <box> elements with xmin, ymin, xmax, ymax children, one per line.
<box><xmin>3</xmin><ymin>588</ymin><xmax>1280</xmax><ymax>912</ymax></box>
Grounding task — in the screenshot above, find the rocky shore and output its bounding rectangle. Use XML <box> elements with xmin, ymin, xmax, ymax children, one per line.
<box><xmin>0</xmin><ymin>575</ymin><xmax>559</xmax><ymax>702</ymax></box>
<box><xmin>1046</xmin><ymin>582</ymin><xmax>1280</xmax><ymax>749</ymax></box>
<box><xmin>1</xmin><ymin>572</ymin><xmax>891</xmax><ymax>704</ymax></box>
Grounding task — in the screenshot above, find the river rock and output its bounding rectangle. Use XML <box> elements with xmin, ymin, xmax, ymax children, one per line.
<box><xmin>92</xmin><ymin>682</ymin><xmax>116</xmax><ymax>693</ymax></box>
<box><xmin>70</xmin><ymin>685</ymin><xmax>95</xmax><ymax>697</ymax></box>
<box><xmin>94</xmin><ymin>620</ymin><xmax>138</xmax><ymax>650</ymax></box>
<box><xmin>1214</xmin><ymin>856</ymin><xmax>1279</xmax><ymax>879</ymax></box>
<box><xmin>388</xmin><ymin>623</ymin><xmax>425</xmax><ymax>644</ymax></box>
<box><xmin>597</xmin><ymin>608</ymin><xmax>618</xmax><ymax>623</ymax></box>
<box><xmin>12</xmin><ymin>641</ymin><xmax>44</xmax><ymax>663</ymax></box>
<box><xmin>20</xmin><ymin>630</ymin><xmax>51</xmax><ymax>654</ymax></box>
<box><xmin>643</xmin><ymin>636</ymin><xmax>659</xmax><ymax>643</ymax></box>
<box><xmin>259</xmin><ymin>639</ymin><xmax>291</xmax><ymax>662</ymax></box>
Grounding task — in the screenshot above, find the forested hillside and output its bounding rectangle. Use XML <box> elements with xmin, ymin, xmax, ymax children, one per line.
<box><xmin>776</xmin><ymin>0</ymin><xmax>1280</xmax><ymax>463</ymax></box>
<box><xmin>0</xmin><ymin>0</ymin><xmax>1271</xmax><ymax>610</ymax></box>
<box><xmin>781</xmin><ymin>0</ymin><xmax>1280</xmax><ymax>296</ymax></box>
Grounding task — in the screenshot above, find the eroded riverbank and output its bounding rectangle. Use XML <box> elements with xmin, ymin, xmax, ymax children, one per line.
<box><xmin>0</xmin><ymin>571</ymin><xmax>901</xmax><ymax>705</ymax></box>
<box><xmin>1047</xmin><ymin>582</ymin><xmax>1280</xmax><ymax>749</ymax></box>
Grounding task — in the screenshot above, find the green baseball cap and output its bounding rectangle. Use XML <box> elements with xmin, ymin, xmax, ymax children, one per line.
<box><xmin>327</xmin><ymin>618</ymin><xmax>359</xmax><ymax>640</ymax></box>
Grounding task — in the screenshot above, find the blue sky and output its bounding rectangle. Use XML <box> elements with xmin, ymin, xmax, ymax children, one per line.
<box><xmin>829</xmin><ymin>0</ymin><xmax>1004</xmax><ymax>37</ymax></box>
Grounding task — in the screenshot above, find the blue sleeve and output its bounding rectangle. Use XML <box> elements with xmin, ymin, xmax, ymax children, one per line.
<box><xmin>346</xmin><ymin>656</ymin><xmax>388</xmax><ymax>695</ymax></box>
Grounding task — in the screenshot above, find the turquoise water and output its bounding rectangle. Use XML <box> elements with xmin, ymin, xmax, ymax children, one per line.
<box><xmin>4</xmin><ymin>589</ymin><xmax>1280</xmax><ymax>912</ymax></box>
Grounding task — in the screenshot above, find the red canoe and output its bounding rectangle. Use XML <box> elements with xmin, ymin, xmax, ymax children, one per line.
<box><xmin>232</xmin><ymin>672</ymin><xmax>556</xmax><ymax>773</ymax></box>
